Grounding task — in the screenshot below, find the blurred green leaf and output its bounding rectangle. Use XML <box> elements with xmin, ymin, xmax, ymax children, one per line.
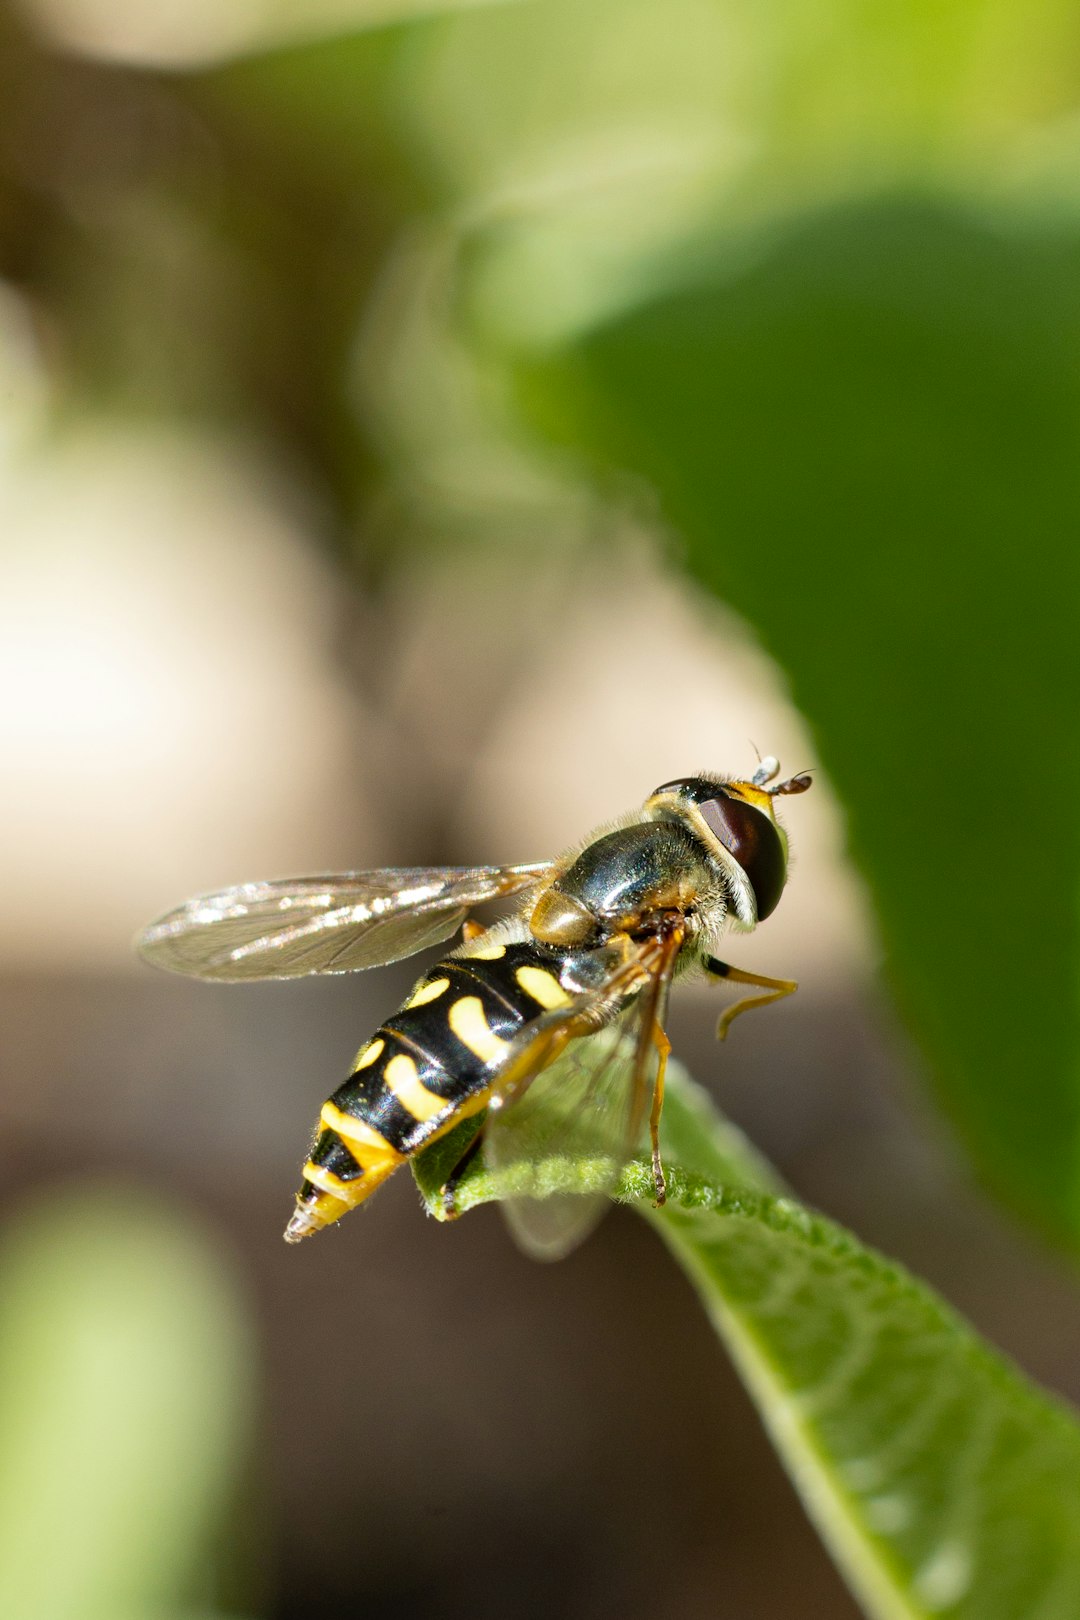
<box><xmin>400</xmin><ymin>0</ymin><xmax>1080</xmax><ymax>349</ymax></box>
<box><xmin>0</xmin><ymin>1183</ymin><xmax>255</xmax><ymax>1620</ymax></box>
<box><xmin>416</xmin><ymin>1064</ymin><xmax>1080</xmax><ymax>1619</ymax></box>
<box><xmin>519</xmin><ymin>199</ymin><xmax>1080</xmax><ymax>1247</ymax></box>
<box><xmin>17</xmin><ymin>0</ymin><xmax>528</xmax><ymax>72</ymax></box>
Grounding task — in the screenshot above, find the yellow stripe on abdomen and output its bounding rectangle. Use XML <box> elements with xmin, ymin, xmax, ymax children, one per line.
<box><xmin>382</xmin><ymin>1052</ymin><xmax>449</xmax><ymax>1123</ymax></box>
<box><xmin>515</xmin><ymin>964</ymin><xmax>571</xmax><ymax>1009</ymax></box>
<box><xmin>403</xmin><ymin>976</ymin><xmax>450</xmax><ymax>1010</ymax></box>
<box><xmin>320</xmin><ymin>1101</ymin><xmax>404</xmax><ymax>1173</ymax></box>
<box><xmin>448</xmin><ymin>995</ymin><xmax>510</xmax><ymax>1064</ymax></box>
<box><xmin>302</xmin><ymin>1154</ymin><xmax>401</xmax><ymax>1210</ymax></box>
<box><xmin>352</xmin><ymin>1036</ymin><xmax>385</xmax><ymax>1071</ymax></box>
<box><xmin>301</xmin><ymin>1161</ymin><xmax>364</xmax><ymax>1202</ymax></box>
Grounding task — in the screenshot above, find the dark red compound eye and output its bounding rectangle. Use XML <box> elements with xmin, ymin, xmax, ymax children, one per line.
<box><xmin>698</xmin><ymin>797</ymin><xmax>786</xmax><ymax>920</ymax></box>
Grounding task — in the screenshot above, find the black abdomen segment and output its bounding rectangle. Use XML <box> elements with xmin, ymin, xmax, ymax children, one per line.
<box><xmin>301</xmin><ymin>940</ymin><xmax>573</xmax><ymax>1203</ymax></box>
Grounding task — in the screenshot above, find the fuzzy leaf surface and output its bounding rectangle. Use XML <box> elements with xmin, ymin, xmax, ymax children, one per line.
<box><xmin>415</xmin><ymin>1065</ymin><xmax>1080</xmax><ymax>1619</ymax></box>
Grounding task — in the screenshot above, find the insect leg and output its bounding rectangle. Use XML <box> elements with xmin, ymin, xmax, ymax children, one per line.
<box><xmin>461</xmin><ymin>919</ymin><xmax>486</xmax><ymax>943</ymax></box>
<box><xmin>629</xmin><ymin>925</ymin><xmax>682</xmax><ymax>1206</ymax></box>
<box><xmin>704</xmin><ymin>957</ymin><xmax>797</xmax><ymax>1040</ymax></box>
<box><xmin>438</xmin><ymin>1125</ymin><xmax>487</xmax><ymax>1220</ymax></box>
<box><xmin>487</xmin><ymin>1020</ymin><xmax>580</xmax><ymax>1115</ymax></box>
<box><xmin>648</xmin><ymin>1017</ymin><xmax>672</xmax><ymax>1205</ymax></box>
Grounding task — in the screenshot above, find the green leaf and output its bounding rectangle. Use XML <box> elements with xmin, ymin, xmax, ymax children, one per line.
<box><xmin>414</xmin><ymin>1064</ymin><xmax>1080</xmax><ymax>1619</ymax></box>
<box><xmin>520</xmin><ymin>198</ymin><xmax>1080</xmax><ymax>1247</ymax></box>
<box><xmin>399</xmin><ymin>0</ymin><xmax>1080</xmax><ymax>349</ymax></box>
<box><xmin>0</xmin><ymin>1184</ymin><xmax>254</xmax><ymax>1620</ymax></box>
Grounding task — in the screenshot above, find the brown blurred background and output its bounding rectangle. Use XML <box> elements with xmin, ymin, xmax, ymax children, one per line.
<box><xmin>3</xmin><ymin>3</ymin><xmax>1080</xmax><ymax>1616</ymax></box>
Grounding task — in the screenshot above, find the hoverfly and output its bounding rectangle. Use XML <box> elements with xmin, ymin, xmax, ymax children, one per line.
<box><xmin>137</xmin><ymin>759</ymin><xmax>810</xmax><ymax>1259</ymax></box>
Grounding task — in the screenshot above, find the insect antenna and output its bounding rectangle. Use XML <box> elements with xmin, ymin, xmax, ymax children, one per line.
<box><xmin>771</xmin><ymin>769</ymin><xmax>814</xmax><ymax>796</ymax></box>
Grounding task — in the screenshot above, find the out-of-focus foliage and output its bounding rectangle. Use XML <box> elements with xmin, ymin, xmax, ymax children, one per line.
<box><xmin>0</xmin><ymin>1185</ymin><xmax>255</xmax><ymax>1620</ymax></box>
<box><xmin>417</xmin><ymin>1065</ymin><xmax>1080</xmax><ymax>1620</ymax></box>
<box><xmin>316</xmin><ymin>0</ymin><xmax>1080</xmax><ymax>1246</ymax></box>
<box><xmin>394</xmin><ymin>0</ymin><xmax>1080</xmax><ymax>349</ymax></box>
<box><xmin>516</xmin><ymin>202</ymin><xmax>1080</xmax><ymax>1250</ymax></box>
<box><xmin>17</xmin><ymin>0</ymin><xmax>525</xmax><ymax>71</ymax></box>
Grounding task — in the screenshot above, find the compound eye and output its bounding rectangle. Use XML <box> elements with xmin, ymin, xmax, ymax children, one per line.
<box><xmin>699</xmin><ymin>797</ymin><xmax>786</xmax><ymax>921</ymax></box>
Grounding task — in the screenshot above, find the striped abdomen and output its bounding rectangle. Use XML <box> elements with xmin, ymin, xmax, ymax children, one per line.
<box><xmin>287</xmin><ymin>938</ymin><xmax>574</xmax><ymax>1240</ymax></box>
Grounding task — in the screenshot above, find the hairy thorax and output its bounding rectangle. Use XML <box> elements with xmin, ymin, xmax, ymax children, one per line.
<box><xmin>529</xmin><ymin>821</ymin><xmax>725</xmax><ymax>949</ymax></box>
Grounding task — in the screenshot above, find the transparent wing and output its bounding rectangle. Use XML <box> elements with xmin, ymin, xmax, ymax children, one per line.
<box><xmin>483</xmin><ymin>1011</ymin><xmax>643</xmax><ymax>1261</ymax></box>
<box><xmin>136</xmin><ymin>863</ymin><xmax>552</xmax><ymax>982</ymax></box>
<box><xmin>482</xmin><ymin>935</ymin><xmax>679</xmax><ymax>1261</ymax></box>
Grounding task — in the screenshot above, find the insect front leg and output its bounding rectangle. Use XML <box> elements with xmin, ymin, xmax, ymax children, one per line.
<box><xmin>704</xmin><ymin>957</ymin><xmax>797</xmax><ymax>1040</ymax></box>
<box><xmin>648</xmin><ymin>1017</ymin><xmax>672</xmax><ymax>1205</ymax></box>
<box><xmin>628</xmin><ymin>924</ymin><xmax>682</xmax><ymax>1208</ymax></box>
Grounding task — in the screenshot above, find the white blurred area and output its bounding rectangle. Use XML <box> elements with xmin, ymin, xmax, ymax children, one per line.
<box><xmin>0</xmin><ymin>318</ymin><xmax>379</xmax><ymax>968</ymax></box>
<box><xmin>385</xmin><ymin>544</ymin><xmax>875</xmax><ymax>994</ymax></box>
<box><xmin>16</xmin><ymin>0</ymin><xmax>525</xmax><ymax>70</ymax></box>
<box><xmin>0</xmin><ymin>271</ymin><xmax>872</xmax><ymax>987</ymax></box>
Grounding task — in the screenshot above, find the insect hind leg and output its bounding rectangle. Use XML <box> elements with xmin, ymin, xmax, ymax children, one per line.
<box><xmin>438</xmin><ymin>1126</ymin><xmax>487</xmax><ymax>1220</ymax></box>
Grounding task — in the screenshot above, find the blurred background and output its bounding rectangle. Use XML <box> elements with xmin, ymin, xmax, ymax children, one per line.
<box><xmin>3</xmin><ymin>2</ymin><xmax>1080</xmax><ymax>1616</ymax></box>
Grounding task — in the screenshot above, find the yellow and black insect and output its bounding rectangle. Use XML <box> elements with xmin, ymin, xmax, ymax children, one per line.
<box><xmin>137</xmin><ymin>760</ymin><xmax>810</xmax><ymax>1258</ymax></box>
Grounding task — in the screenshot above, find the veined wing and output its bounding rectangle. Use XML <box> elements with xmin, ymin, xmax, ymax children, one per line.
<box><xmin>484</xmin><ymin>1015</ymin><xmax>642</xmax><ymax>1261</ymax></box>
<box><xmin>482</xmin><ymin>933</ymin><xmax>679</xmax><ymax>1261</ymax></box>
<box><xmin>136</xmin><ymin>863</ymin><xmax>552</xmax><ymax>982</ymax></box>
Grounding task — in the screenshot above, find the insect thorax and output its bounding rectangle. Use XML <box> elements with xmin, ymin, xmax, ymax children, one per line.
<box><xmin>531</xmin><ymin>820</ymin><xmax>726</xmax><ymax>948</ymax></box>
